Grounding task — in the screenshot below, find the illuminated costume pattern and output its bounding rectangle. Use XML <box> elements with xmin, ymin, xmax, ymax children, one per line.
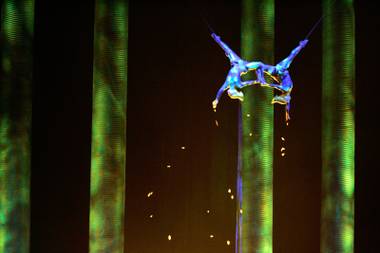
<box><xmin>211</xmin><ymin>33</ymin><xmax>256</xmax><ymax>111</ymax></box>
<box><xmin>247</xmin><ymin>39</ymin><xmax>308</xmax><ymax>120</ymax></box>
<box><xmin>212</xmin><ymin>32</ymin><xmax>308</xmax><ymax>120</ymax></box>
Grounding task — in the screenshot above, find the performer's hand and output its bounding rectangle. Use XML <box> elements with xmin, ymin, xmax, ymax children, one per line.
<box><xmin>211</xmin><ymin>33</ymin><xmax>220</xmax><ymax>40</ymax></box>
<box><xmin>300</xmin><ymin>39</ymin><xmax>309</xmax><ymax>47</ymax></box>
<box><xmin>212</xmin><ymin>99</ymin><xmax>218</xmax><ymax>112</ymax></box>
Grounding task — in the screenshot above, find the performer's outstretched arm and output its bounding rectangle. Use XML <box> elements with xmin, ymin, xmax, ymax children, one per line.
<box><xmin>211</xmin><ymin>33</ymin><xmax>241</xmax><ymax>63</ymax></box>
<box><xmin>212</xmin><ymin>81</ymin><xmax>229</xmax><ymax>111</ymax></box>
<box><xmin>276</xmin><ymin>39</ymin><xmax>308</xmax><ymax>70</ymax></box>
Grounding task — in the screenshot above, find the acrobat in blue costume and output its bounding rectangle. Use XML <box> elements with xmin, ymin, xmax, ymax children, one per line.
<box><xmin>211</xmin><ymin>32</ymin><xmax>308</xmax><ymax>121</ymax></box>
<box><xmin>211</xmin><ymin>33</ymin><xmax>256</xmax><ymax>111</ymax></box>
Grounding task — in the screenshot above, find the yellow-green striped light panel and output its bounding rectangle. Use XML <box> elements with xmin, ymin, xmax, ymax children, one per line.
<box><xmin>237</xmin><ymin>0</ymin><xmax>274</xmax><ymax>252</ymax></box>
<box><xmin>0</xmin><ymin>0</ymin><xmax>34</xmax><ymax>252</ymax></box>
<box><xmin>90</xmin><ymin>0</ymin><xmax>128</xmax><ymax>252</ymax></box>
<box><xmin>322</xmin><ymin>0</ymin><xmax>355</xmax><ymax>253</ymax></box>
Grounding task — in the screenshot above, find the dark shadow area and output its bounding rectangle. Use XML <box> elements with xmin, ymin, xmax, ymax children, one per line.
<box><xmin>274</xmin><ymin>1</ymin><xmax>322</xmax><ymax>253</ymax></box>
<box><xmin>31</xmin><ymin>1</ymin><xmax>94</xmax><ymax>253</ymax></box>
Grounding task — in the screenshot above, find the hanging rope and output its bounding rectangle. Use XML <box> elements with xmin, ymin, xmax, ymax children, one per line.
<box><xmin>304</xmin><ymin>0</ymin><xmax>338</xmax><ymax>39</ymax></box>
<box><xmin>199</xmin><ymin>10</ymin><xmax>216</xmax><ymax>35</ymax></box>
<box><xmin>200</xmin><ymin>0</ymin><xmax>338</xmax><ymax>41</ymax></box>
<box><xmin>305</xmin><ymin>15</ymin><xmax>324</xmax><ymax>39</ymax></box>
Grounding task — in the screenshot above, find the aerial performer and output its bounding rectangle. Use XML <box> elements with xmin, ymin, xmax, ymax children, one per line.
<box><xmin>211</xmin><ymin>31</ymin><xmax>308</xmax><ymax>121</ymax></box>
<box><xmin>209</xmin><ymin>1</ymin><xmax>331</xmax><ymax>121</ymax></box>
<box><xmin>211</xmin><ymin>33</ymin><xmax>258</xmax><ymax>112</ymax></box>
<box><xmin>246</xmin><ymin>39</ymin><xmax>309</xmax><ymax>121</ymax></box>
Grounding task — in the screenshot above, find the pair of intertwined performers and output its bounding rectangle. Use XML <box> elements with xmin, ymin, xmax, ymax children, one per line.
<box><xmin>211</xmin><ymin>33</ymin><xmax>308</xmax><ymax>122</ymax></box>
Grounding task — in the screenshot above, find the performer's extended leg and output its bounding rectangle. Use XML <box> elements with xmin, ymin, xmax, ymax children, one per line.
<box><xmin>272</xmin><ymin>94</ymin><xmax>292</xmax><ymax>121</ymax></box>
<box><xmin>256</xmin><ymin>68</ymin><xmax>266</xmax><ymax>84</ymax></box>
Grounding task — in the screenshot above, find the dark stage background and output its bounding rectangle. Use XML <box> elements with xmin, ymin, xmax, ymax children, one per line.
<box><xmin>30</xmin><ymin>0</ymin><xmax>378</xmax><ymax>252</ymax></box>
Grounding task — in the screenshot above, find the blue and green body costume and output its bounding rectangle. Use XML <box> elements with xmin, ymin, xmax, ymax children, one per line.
<box><xmin>211</xmin><ymin>33</ymin><xmax>308</xmax><ymax>120</ymax></box>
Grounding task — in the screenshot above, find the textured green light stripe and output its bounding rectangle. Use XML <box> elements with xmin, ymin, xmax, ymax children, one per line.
<box><xmin>322</xmin><ymin>1</ymin><xmax>355</xmax><ymax>253</ymax></box>
<box><xmin>90</xmin><ymin>1</ymin><xmax>128</xmax><ymax>252</ymax></box>
<box><xmin>0</xmin><ymin>1</ymin><xmax>34</xmax><ymax>252</ymax></box>
<box><xmin>237</xmin><ymin>1</ymin><xmax>274</xmax><ymax>252</ymax></box>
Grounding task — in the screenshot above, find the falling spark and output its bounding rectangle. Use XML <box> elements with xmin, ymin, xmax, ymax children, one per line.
<box><xmin>210</xmin><ymin>234</ymin><xmax>214</xmax><ymax>238</ymax></box>
<box><xmin>239</xmin><ymin>209</ymin><xmax>243</xmax><ymax>214</ymax></box>
<box><xmin>181</xmin><ymin>146</ymin><xmax>186</xmax><ymax>150</ymax></box>
<box><xmin>215</xmin><ymin>120</ymin><xmax>219</xmax><ymax>127</ymax></box>
<box><xmin>281</xmin><ymin>137</ymin><xmax>286</xmax><ymax>158</ymax></box>
<box><xmin>166</xmin><ymin>164</ymin><xmax>171</xmax><ymax>168</ymax></box>
<box><xmin>226</xmin><ymin>240</ymin><xmax>231</xmax><ymax>246</ymax></box>
<box><xmin>230</xmin><ymin>195</ymin><xmax>234</xmax><ymax>200</ymax></box>
<box><xmin>168</xmin><ymin>235</ymin><xmax>172</xmax><ymax>241</ymax></box>
<box><xmin>227</xmin><ymin>188</ymin><xmax>232</xmax><ymax>193</ymax></box>
<box><xmin>147</xmin><ymin>192</ymin><xmax>154</xmax><ymax>198</ymax></box>
<box><xmin>149</xmin><ymin>214</ymin><xmax>154</xmax><ymax>218</ymax></box>
<box><xmin>249</xmin><ymin>132</ymin><xmax>253</xmax><ymax>137</ymax></box>
<box><xmin>246</xmin><ymin>113</ymin><xmax>251</xmax><ymax>118</ymax></box>
<box><xmin>206</xmin><ymin>210</ymin><xmax>210</xmax><ymax>214</ymax></box>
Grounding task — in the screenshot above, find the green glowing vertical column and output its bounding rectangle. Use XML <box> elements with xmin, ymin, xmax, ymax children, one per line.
<box><xmin>237</xmin><ymin>0</ymin><xmax>274</xmax><ymax>252</ymax></box>
<box><xmin>90</xmin><ymin>1</ymin><xmax>128</xmax><ymax>252</ymax></box>
<box><xmin>322</xmin><ymin>0</ymin><xmax>355</xmax><ymax>253</ymax></box>
<box><xmin>0</xmin><ymin>0</ymin><xmax>34</xmax><ymax>252</ymax></box>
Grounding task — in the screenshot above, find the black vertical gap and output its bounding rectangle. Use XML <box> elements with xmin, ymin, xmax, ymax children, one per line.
<box><xmin>31</xmin><ymin>1</ymin><xmax>94</xmax><ymax>253</ymax></box>
<box><xmin>355</xmin><ymin>1</ymin><xmax>379</xmax><ymax>253</ymax></box>
<box><xmin>274</xmin><ymin>1</ymin><xmax>322</xmax><ymax>253</ymax></box>
<box><xmin>125</xmin><ymin>0</ymin><xmax>239</xmax><ymax>252</ymax></box>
